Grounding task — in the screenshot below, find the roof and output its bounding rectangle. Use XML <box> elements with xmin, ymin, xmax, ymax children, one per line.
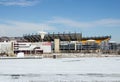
<box><xmin>23</xmin><ymin>33</ymin><xmax>111</xmax><ymax>42</ymax></box>
<box><xmin>82</xmin><ymin>36</ymin><xmax>111</xmax><ymax>41</ymax></box>
<box><xmin>23</xmin><ymin>32</ymin><xmax>82</xmax><ymax>42</ymax></box>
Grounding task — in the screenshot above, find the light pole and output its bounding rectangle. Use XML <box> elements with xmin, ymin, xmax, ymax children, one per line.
<box><xmin>38</xmin><ymin>31</ymin><xmax>47</xmax><ymax>55</ymax></box>
<box><xmin>39</xmin><ymin>31</ymin><xmax>46</xmax><ymax>42</ymax></box>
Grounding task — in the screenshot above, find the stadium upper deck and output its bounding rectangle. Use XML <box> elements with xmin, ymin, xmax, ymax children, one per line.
<box><xmin>23</xmin><ymin>32</ymin><xmax>111</xmax><ymax>44</ymax></box>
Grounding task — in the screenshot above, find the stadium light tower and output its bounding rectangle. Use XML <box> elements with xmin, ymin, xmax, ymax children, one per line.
<box><xmin>37</xmin><ymin>31</ymin><xmax>47</xmax><ymax>56</ymax></box>
<box><xmin>38</xmin><ymin>24</ymin><xmax>47</xmax><ymax>42</ymax></box>
<box><xmin>38</xmin><ymin>31</ymin><xmax>47</xmax><ymax>42</ymax></box>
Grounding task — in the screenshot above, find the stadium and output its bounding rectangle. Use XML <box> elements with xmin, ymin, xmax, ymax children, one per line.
<box><xmin>1</xmin><ymin>31</ymin><xmax>120</xmax><ymax>57</ymax></box>
<box><xmin>23</xmin><ymin>32</ymin><xmax>111</xmax><ymax>53</ymax></box>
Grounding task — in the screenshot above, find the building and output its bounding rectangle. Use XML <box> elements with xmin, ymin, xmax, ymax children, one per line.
<box><xmin>23</xmin><ymin>32</ymin><xmax>111</xmax><ymax>53</ymax></box>
<box><xmin>14</xmin><ymin>41</ymin><xmax>51</xmax><ymax>55</ymax></box>
<box><xmin>0</xmin><ymin>32</ymin><xmax>114</xmax><ymax>56</ymax></box>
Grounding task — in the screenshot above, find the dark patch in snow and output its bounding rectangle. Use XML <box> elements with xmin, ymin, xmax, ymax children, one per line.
<box><xmin>63</xmin><ymin>60</ymin><xmax>82</xmax><ymax>62</ymax></box>
<box><xmin>11</xmin><ymin>74</ymin><xmax>21</xmax><ymax>79</ymax></box>
<box><xmin>0</xmin><ymin>73</ymin><xmax>120</xmax><ymax>82</ymax></box>
<box><xmin>77</xmin><ymin>73</ymin><xmax>120</xmax><ymax>77</ymax></box>
<box><xmin>56</xmin><ymin>74</ymin><xmax>68</xmax><ymax>76</ymax></box>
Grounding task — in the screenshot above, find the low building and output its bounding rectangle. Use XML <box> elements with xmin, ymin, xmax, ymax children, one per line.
<box><xmin>14</xmin><ymin>41</ymin><xmax>52</xmax><ymax>55</ymax></box>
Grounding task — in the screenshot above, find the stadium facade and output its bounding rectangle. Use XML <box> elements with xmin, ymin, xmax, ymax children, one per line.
<box><xmin>23</xmin><ymin>32</ymin><xmax>111</xmax><ymax>53</ymax></box>
<box><xmin>0</xmin><ymin>32</ymin><xmax>120</xmax><ymax>56</ymax></box>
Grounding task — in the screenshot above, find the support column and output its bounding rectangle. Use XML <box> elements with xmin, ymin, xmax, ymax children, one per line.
<box><xmin>75</xmin><ymin>42</ymin><xmax>77</xmax><ymax>51</ymax></box>
<box><xmin>54</xmin><ymin>39</ymin><xmax>60</xmax><ymax>53</ymax></box>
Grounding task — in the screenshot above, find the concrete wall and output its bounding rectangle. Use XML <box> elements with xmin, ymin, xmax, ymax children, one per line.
<box><xmin>54</xmin><ymin>39</ymin><xmax>60</xmax><ymax>53</ymax></box>
<box><xmin>0</xmin><ymin>41</ymin><xmax>13</xmax><ymax>56</ymax></box>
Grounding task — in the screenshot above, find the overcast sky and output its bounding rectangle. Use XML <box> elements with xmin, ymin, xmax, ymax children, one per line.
<box><xmin>0</xmin><ymin>0</ymin><xmax>120</xmax><ymax>42</ymax></box>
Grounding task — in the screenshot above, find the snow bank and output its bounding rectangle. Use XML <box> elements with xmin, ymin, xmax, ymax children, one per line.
<box><xmin>17</xmin><ymin>52</ymin><xmax>24</xmax><ymax>57</ymax></box>
<box><xmin>0</xmin><ymin>57</ymin><xmax>120</xmax><ymax>82</ymax></box>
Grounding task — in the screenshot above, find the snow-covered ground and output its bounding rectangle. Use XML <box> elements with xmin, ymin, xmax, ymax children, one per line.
<box><xmin>0</xmin><ymin>57</ymin><xmax>120</xmax><ymax>82</ymax></box>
